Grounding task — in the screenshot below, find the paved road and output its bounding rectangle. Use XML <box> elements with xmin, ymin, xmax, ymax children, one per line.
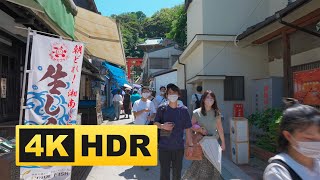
<box><xmin>87</xmin><ymin>114</ymin><xmax>252</xmax><ymax>180</ymax></box>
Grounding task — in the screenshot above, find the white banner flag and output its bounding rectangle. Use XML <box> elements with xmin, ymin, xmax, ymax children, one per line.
<box><xmin>25</xmin><ymin>33</ymin><xmax>84</xmax><ymax>125</ymax></box>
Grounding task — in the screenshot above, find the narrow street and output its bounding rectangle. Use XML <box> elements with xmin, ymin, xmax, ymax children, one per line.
<box><xmin>1</xmin><ymin>0</ymin><xmax>319</xmax><ymax>179</ymax></box>
<box><xmin>87</xmin><ymin>114</ymin><xmax>192</xmax><ymax>180</ymax></box>
<box><xmin>86</xmin><ymin>114</ymin><xmax>253</xmax><ymax>180</ymax></box>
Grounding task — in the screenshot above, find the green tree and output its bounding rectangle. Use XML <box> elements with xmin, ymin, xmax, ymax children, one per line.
<box><xmin>166</xmin><ymin>5</ymin><xmax>187</xmax><ymax>48</ymax></box>
<box><xmin>112</xmin><ymin>12</ymin><xmax>145</xmax><ymax>57</ymax></box>
<box><xmin>111</xmin><ymin>5</ymin><xmax>187</xmax><ymax>57</ymax></box>
<box><xmin>143</xmin><ymin>6</ymin><xmax>181</xmax><ymax>38</ymax></box>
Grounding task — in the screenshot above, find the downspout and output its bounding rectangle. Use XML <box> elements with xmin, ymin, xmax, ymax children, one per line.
<box><xmin>276</xmin><ymin>13</ymin><xmax>320</xmax><ymax>38</ymax></box>
<box><xmin>178</xmin><ymin>58</ymin><xmax>187</xmax><ymax>90</ymax></box>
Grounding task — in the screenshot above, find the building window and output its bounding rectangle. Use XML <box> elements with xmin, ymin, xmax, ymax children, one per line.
<box><xmin>224</xmin><ymin>76</ymin><xmax>244</xmax><ymax>101</ymax></box>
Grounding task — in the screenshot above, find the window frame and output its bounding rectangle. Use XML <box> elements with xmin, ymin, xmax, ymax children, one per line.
<box><xmin>224</xmin><ymin>76</ymin><xmax>245</xmax><ymax>101</ymax></box>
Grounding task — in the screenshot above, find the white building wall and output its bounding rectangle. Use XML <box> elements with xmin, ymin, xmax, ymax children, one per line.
<box><xmin>184</xmin><ymin>43</ymin><xmax>204</xmax><ymax>108</ymax></box>
<box><xmin>154</xmin><ymin>71</ymin><xmax>177</xmax><ymax>95</ymax></box>
<box><xmin>177</xmin><ymin>65</ymin><xmax>185</xmax><ymax>88</ymax></box>
<box><xmin>185</xmin><ymin>43</ymin><xmax>204</xmax><ymax>80</ymax></box>
<box><xmin>201</xmin><ymin>42</ymin><xmax>268</xmax><ymax>133</ymax></box>
<box><xmin>187</xmin><ymin>0</ymin><xmax>288</xmax><ymax>41</ymax></box>
<box><xmin>187</xmin><ymin>0</ymin><xmax>203</xmax><ymax>43</ymax></box>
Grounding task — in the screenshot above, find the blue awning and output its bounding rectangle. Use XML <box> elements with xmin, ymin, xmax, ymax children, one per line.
<box><xmin>102</xmin><ymin>62</ymin><xmax>128</xmax><ymax>89</ymax></box>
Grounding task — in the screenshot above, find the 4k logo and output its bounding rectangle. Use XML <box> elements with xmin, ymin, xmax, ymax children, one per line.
<box><xmin>18</xmin><ymin>128</ymin><xmax>74</xmax><ymax>162</ymax></box>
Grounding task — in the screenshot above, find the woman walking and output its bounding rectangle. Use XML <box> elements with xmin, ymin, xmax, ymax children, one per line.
<box><xmin>112</xmin><ymin>90</ymin><xmax>123</xmax><ymax>120</ymax></box>
<box><xmin>263</xmin><ymin>98</ymin><xmax>320</xmax><ymax>180</ymax></box>
<box><xmin>123</xmin><ymin>89</ymin><xmax>132</xmax><ymax>119</ymax></box>
<box><xmin>182</xmin><ymin>90</ymin><xmax>226</xmax><ymax>180</ymax></box>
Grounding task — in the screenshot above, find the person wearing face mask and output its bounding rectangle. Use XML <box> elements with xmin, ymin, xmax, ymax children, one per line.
<box><xmin>263</xmin><ymin>98</ymin><xmax>320</xmax><ymax>180</ymax></box>
<box><xmin>154</xmin><ymin>83</ymin><xmax>193</xmax><ymax>180</ymax></box>
<box><xmin>182</xmin><ymin>90</ymin><xmax>225</xmax><ymax>180</ymax></box>
<box><xmin>155</xmin><ymin>86</ymin><xmax>167</xmax><ymax>107</ymax></box>
<box><xmin>132</xmin><ymin>87</ymin><xmax>156</xmax><ymax>125</ymax></box>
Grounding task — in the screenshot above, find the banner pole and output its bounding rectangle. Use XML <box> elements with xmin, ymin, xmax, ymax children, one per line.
<box><xmin>19</xmin><ymin>27</ymin><xmax>32</xmax><ymax>125</ymax></box>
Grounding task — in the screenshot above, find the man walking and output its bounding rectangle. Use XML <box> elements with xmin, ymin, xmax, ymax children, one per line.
<box><xmin>154</xmin><ymin>83</ymin><xmax>193</xmax><ymax>180</ymax></box>
<box><xmin>132</xmin><ymin>87</ymin><xmax>156</xmax><ymax>125</ymax></box>
<box><xmin>191</xmin><ymin>85</ymin><xmax>203</xmax><ymax>111</ymax></box>
<box><xmin>130</xmin><ymin>89</ymin><xmax>141</xmax><ymax>106</ymax></box>
<box><xmin>155</xmin><ymin>86</ymin><xmax>167</xmax><ymax>107</ymax></box>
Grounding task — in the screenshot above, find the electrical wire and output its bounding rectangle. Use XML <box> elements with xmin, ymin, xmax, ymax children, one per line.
<box><xmin>194</xmin><ymin>0</ymin><xmax>266</xmax><ymax>76</ymax></box>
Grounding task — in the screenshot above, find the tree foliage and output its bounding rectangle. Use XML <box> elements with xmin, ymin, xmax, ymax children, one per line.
<box><xmin>111</xmin><ymin>4</ymin><xmax>187</xmax><ymax>58</ymax></box>
<box><xmin>166</xmin><ymin>5</ymin><xmax>187</xmax><ymax>49</ymax></box>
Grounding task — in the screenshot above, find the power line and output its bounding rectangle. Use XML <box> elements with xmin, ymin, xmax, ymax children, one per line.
<box><xmin>194</xmin><ymin>0</ymin><xmax>265</xmax><ymax>76</ymax></box>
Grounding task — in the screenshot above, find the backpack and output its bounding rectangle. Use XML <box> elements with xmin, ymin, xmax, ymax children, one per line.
<box><xmin>194</xmin><ymin>94</ymin><xmax>201</xmax><ymax>109</ymax></box>
<box><xmin>270</xmin><ymin>159</ymin><xmax>302</xmax><ymax>180</ymax></box>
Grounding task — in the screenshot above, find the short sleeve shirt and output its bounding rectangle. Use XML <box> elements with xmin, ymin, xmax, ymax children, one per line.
<box><xmin>193</xmin><ymin>108</ymin><xmax>220</xmax><ymax>137</ymax></box>
<box><xmin>154</xmin><ymin>105</ymin><xmax>192</xmax><ymax>150</ymax></box>
<box><xmin>112</xmin><ymin>94</ymin><xmax>123</xmax><ymax>102</ymax></box>
<box><xmin>130</xmin><ymin>94</ymin><xmax>141</xmax><ymax>104</ymax></box>
<box><xmin>132</xmin><ymin>99</ymin><xmax>156</xmax><ymax>125</ymax></box>
<box><xmin>191</xmin><ymin>93</ymin><xmax>202</xmax><ymax>103</ymax></box>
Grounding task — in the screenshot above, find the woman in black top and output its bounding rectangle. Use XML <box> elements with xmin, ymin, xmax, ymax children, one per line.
<box><xmin>123</xmin><ymin>89</ymin><xmax>132</xmax><ymax>119</ymax></box>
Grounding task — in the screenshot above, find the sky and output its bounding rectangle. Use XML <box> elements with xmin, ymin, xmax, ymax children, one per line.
<box><xmin>95</xmin><ymin>0</ymin><xmax>184</xmax><ymax>17</ymax></box>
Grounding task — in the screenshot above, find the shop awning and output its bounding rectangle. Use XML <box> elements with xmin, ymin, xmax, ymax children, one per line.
<box><xmin>75</xmin><ymin>7</ymin><xmax>126</xmax><ymax>66</ymax></box>
<box><xmin>35</xmin><ymin>0</ymin><xmax>75</xmax><ymax>39</ymax></box>
<box><xmin>102</xmin><ymin>62</ymin><xmax>128</xmax><ymax>89</ymax></box>
<box><xmin>6</xmin><ymin>0</ymin><xmax>75</xmax><ymax>38</ymax></box>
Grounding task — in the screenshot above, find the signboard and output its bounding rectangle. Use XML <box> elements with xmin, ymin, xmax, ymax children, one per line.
<box><xmin>96</xmin><ymin>93</ymin><xmax>103</xmax><ymax>125</ymax></box>
<box><xmin>0</xmin><ymin>78</ymin><xmax>6</xmax><ymax>98</ymax></box>
<box><xmin>25</xmin><ymin>34</ymin><xmax>84</xmax><ymax>125</ymax></box>
<box><xmin>233</xmin><ymin>104</ymin><xmax>244</xmax><ymax>117</ymax></box>
<box><xmin>20</xmin><ymin>33</ymin><xmax>83</xmax><ymax>179</ymax></box>
<box><xmin>263</xmin><ymin>85</ymin><xmax>269</xmax><ymax>110</ymax></box>
<box><xmin>20</xmin><ymin>166</ymin><xmax>71</xmax><ymax>180</ymax></box>
<box><xmin>293</xmin><ymin>68</ymin><xmax>320</xmax><ymax>105</ymax></box>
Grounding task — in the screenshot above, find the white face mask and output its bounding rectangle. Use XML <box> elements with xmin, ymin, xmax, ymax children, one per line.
<box><xmin>160</xmin><ymin>91</ymin><xmax>165</xmax><ymax>95</ymax></box>
<box><xmin>142</xmin><ymin>93</ymin><xmax>150</xmax><ymax>99</ymax></box>
<box><xmin>205</xmin><ymin>99</ymin><xmax>214</xmax><ymax>106</ymax></box>
<box><xmin>168</xmin><ymin>95</ymin><xmax>178</xmax><ymax>103</ymax></box>
<box><xmin>292</xmin><ymin>138</ymin><xmax>320</xmax><ymax>158</ymax></box>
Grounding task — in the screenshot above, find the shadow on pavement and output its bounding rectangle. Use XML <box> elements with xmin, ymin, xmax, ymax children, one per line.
<box><xmin>118</xmin><ymin>166</ymin><xmax>158</xmax><ymax>180</ymax></box>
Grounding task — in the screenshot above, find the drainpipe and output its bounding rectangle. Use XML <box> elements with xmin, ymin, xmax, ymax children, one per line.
<box><xmin>276</xmin><ymin>13</ymin><xmax>320</xmax><ymax>38</ymax></box>
<box><xmin>178</xmin><ymin>58</ymin><xmax>187</xmax><ymax>90</ymax></box>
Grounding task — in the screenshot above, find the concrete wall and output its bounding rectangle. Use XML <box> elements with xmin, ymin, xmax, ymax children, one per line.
<box><xmin>201</xmin><ymin>41</ymin><xmax>269</xmax><ymax>132</ymax></box>
<box><xmin>177</xmin><ymin>65</ymin><xmax>184</xmax><ymax>89</ymax></box>
<box><xmin>185</xmin><ymin>43</ymin><xmax>204</xmax><ymax>80</ymax></box>
<box><xmin>187</xmin><ymin>0</ymin><xmax>203</xmax><ymax>43</ymax></box>
<box><xmin>154</xmin><ymin>71</ymin><xmax>177</xmax><ymax>95</ymax></box>
<box><xmin>187</xmin><ymin>0</ymin><xmax>288</xmax><ymax>43</ymax></box>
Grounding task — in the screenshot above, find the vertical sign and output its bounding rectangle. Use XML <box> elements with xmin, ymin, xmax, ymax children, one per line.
<box><xmin>21</xmin><ymin>33</ymin><xmax>84</xmax><ymax>179</ymax></box>
<box><xmin>263</xmin><ymin>85</ymin><xmax>269</xmax><ymax>110</ymax></box>
<box><xmin>0</xmin><ymin>78</ymin><xmax>6</xmax><ymax>98</ymax></box>
<box><xmin>233</xmin><ymin>104</ymin><xmax>244</xmax><ymax>117</ymax></box>
<box><xmin>25</xmin><ymin>34</ymin><xmax>84</xmax><ymax>125</ymax></box>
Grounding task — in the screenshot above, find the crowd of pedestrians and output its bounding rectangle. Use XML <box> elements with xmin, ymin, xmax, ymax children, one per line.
<box><xmin>110</xmin><ymin>83</ymin><xmax>320</xmax><ymax>180</ymax></box>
